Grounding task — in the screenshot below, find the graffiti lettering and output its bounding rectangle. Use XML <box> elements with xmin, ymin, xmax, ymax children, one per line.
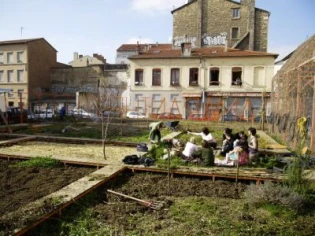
<box><xmin>202</xmin><ymin>32</ymin><xmax>227</xmax><ymax>46</ymax></box>
<box><xmin>51</xmin><ymin>85</ymin><xmax>97</xmax><ymax>94</ymax></box>
<box><xmin>173</xmin><ymin>36</ymin><xmax>197</xmax><ymax>47</ymax></box>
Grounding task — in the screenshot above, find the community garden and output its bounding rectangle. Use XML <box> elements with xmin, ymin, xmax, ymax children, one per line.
<box><xmin>0</xmin><ymin>118</ymin><xmax>315</xmax><ymax>235</ymax></box>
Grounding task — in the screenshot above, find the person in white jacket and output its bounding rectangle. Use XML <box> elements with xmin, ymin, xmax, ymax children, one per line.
<box><xmin>181</xmin><ymin>137</ymin><xmax>198</xmax><ymax>160</ymax></box>
<box><xmin>188</xmin><ymin>127</ymin><xmax>217</xmax><ymax>148</ymax></box>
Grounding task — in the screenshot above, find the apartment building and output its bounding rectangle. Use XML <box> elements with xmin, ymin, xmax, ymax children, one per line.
<box><xmin>0</xmin><ymin>38</ymin><xmax>58</xmax><ymax>109</ymax></box>
<box><xmin>129</xmin><ymin>44</ymin><xmax>277</xmax><ymax>120</ymax></box>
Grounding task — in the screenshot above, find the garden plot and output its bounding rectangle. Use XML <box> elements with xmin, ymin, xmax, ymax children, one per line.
<box><xmin>0</xmin><ymin>159</ymin><xmax>95</xmax><ymax>235</ymax></box>
<box><xmin>29</xmin><ymin>172</ymin><xmax>315</xmax><ymax>235</ymax></box>
<box><xmin>0</xmin><ymin>141</ymin><xmax>137</xmax><ymax>164</ymax></box>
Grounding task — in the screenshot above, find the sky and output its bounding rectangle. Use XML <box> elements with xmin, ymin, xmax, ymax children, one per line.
<box><xmin>1</xmin><ymin>0</ymin><xmax>314</xmax><ymax>64</ymax></box>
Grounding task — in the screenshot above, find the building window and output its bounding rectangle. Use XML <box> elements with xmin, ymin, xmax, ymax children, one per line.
<box><xmin>135</xmin><ymin>94</ymin><xmax>142</xmax><ymax>102</ymax></box>
<box><xmin>171</xmin><ymin>94</ymin><xmax>179</xmax><ymax>102</ymax></box>
<box><xmin>209</xmin><ymin>67</ymin><xmax>220</xmax><ymax>86</ymax></box>
<box><xmin>189</xmin><ymin>68</ymin><xmax>199</xmax><ymax>86</ymax></box>
<box><xmin>231</xmin><ymin>67</ymin><xmax>242</xmax><ymax>86</ymax></box>
<box><xmin>17</xmin><ymin>70</ymin><xmax>24</xmax><ymax>82</ymax></box>
<box><xmin>253</xmin><ymin>66</ymin><xmax>265</xmax><ymax>87</ymax></box>
<box><xmin>7</xmin><ymin>52</ymin><xmax>13</xmax><ymax>63</ymax></box>
<box><xmin>18</xmin><ymin>89</ymin><xmax>24</xmax><ymax>97</ymax></box>
<box><xmin>8</xmin><ymin>89</ymin><xmax>14</xmax><ymax>97</ymax></box>
<box><xmin>0</xmin><ymin>71</ymin><xmax>3</xmax><ymax>82</ymax></box>
<box><xmin>231</xmin><ymin>27</ymin><xmax>239</xmax><ymax>39</ymax></box>
<box><xmin>170</xmin><ymin>68</ymin><xmax>180</xmax><ymax>86</ymax></box>
<box><xmin>17</xmin><ymin>52</ymin><xmax>23</xmax><ymax>63</ymax></box>
<box><xmin>135</xmin><ymin>69</ymin><xmax>144</xmax><ymax>86</ymax></box>
<box><xmin>232</xmin><ymin>8</ymin><xmax>240</xmax><ymax>18</ymax></box>
<box><xmin>0</xmin><ymin>53</ymin><xmax>3</xmax><ymax>64</ymax></box>
<box><xmin>152</xmin><ymin>94</ymin><xmax>161</xmax><ymax>101</ymax></box>
<box><xmin>7</xmin><ymin>70</ymin><xmax>13</xmax><ymax>82</ymax></box>
<box><xmin>152</xmin><ymin>68</ymin><xmax>161</xmax><ymax>86</ymax></box>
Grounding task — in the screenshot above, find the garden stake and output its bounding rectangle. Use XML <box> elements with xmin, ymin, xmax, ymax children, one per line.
<box><xmin>107</xmin><ymin>189</ymin><xmax>165</xmax><ymax>210</ymax></box>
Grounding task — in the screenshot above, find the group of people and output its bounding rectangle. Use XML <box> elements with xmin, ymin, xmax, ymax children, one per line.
<box><xmin>218</xmin><ymin>127</ymin><xmax>259</xmax><ymax>165</ymax></box>
<box><xmin>179</xmin><ymin>126</ymin><xmax>259</xmax><ymax>166</ymax></box>
<box><xmin>148</xmin><ymin>121</ymin><xmax>259</xmax><ymax>167</ymax></box>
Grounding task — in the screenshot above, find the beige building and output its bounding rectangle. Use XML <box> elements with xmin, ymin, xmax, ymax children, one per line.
<box><xmin>129</xmin><ymin>45</ymin><xmax>277</xmax><ymax>120</ymax></box>
<box><xmin>172</xmin><ymin>0</ymin><xmax>269</xmax><ymax>52</ymax></box>
<box><xmin>69</xmin><ymin>52</ymin><xmax>105</xmax><ymax>67</ymax></box>
<box><xmin>0</xmin><ymin>38</ymin><xmax>58</xmax><ymax>109</ymax></box>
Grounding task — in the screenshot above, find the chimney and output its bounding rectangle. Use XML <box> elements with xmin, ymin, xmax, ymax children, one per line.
<box><xmin>74</xmin><ymin>52</ymin><xmax>78</xmax><ymax>60</ymax></box>
<box><xmin>181</xmin><ymin>43</ymin><xmax>192</xmax><ymax>56</ymax></box>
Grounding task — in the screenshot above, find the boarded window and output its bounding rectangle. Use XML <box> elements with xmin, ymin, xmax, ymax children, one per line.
<box><xmin>254</xmin><ymin>66</ymin><xmax>265</xmax><ymax>87</ymax></box>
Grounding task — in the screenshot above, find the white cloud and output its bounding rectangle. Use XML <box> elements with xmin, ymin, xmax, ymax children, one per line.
<box><xmin>131</xmin><ymin>0</ymin><xmax>186</xmax><ymax>13</ymax></box>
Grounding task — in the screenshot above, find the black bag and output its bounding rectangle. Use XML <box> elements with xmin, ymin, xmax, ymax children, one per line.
<box><xmin>137</xmin><ymin>143</ymin><xmax>148</xmax><ymax>152</ymax></box>
<box><xmin>122</xmin><ymin>155</ymin><xmax>139</xmax><ymax>164</ymax></box>
<box><xmin>138</xmin><ymin>157</ymin><xmax>155</xmax><ymax>167</ymax></box>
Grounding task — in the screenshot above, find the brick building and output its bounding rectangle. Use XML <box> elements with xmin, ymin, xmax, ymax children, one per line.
<box><xmin>0</xmin><ymin>38</ymin><xmax>58</xmax><ymax>109</ymax></box>
<box><xmin>172</xmin><ymin>0</ymin><xmax>269</xmax><ymax>52</ymax></box>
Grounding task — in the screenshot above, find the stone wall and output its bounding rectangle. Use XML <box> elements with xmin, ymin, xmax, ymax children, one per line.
<box><xmin>172</xmin><ymin>0</ymin><xmax>268</xmax><ymax>52</ymax></box>
<box><xmin>254</xmin><ymin>9</ymin><xmax>269</xmax><ymax>52</ymax></box>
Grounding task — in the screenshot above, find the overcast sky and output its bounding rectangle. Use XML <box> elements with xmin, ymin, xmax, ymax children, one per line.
<box><xmin>1</xmin><ymin>0</ymin><xmax>314</xmax><ymax>64</ymax></box>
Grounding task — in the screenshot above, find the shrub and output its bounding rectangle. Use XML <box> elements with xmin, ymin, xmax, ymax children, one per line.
<box><xmin>244</xmin><ymin>182</ymin><xmax>308</xmax><ymax>212</ymax></box>
<box><xmin>285</xmin><ymin>157</ymin><xmax>310</xmax><ymax>195</ymax></box>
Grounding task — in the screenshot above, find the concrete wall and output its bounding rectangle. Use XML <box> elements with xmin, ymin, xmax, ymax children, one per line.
<box><xmin>50</xmin><ymin>65</ymin><xmax>104</xmax><ymax>94</ymax></box>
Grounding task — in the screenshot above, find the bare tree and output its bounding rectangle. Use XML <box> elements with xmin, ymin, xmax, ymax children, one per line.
<box><xmin>91</xmin><ymin>80</ymin><xmax>126</xmax><ymax>160</ymax></box>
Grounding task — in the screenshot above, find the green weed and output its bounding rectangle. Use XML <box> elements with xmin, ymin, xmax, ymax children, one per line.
<box><xmin>11</xmin><ymin>156</ymin><xmax>61</xmax><ymax>168</ymax></box>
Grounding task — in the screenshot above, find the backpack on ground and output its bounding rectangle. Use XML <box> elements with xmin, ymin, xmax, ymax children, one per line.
<box><xmin>122</xmin><ymin>155</ymin><xmax>139</xmax><ymax>165</ymax></box>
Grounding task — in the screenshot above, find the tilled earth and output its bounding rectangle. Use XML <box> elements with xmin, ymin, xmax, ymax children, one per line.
<box><xmin>0</xmin><ymin>159</ymin><xmax>95</xmax><ymax>217</ymax></box>
<box><xmin>29</xmin><ymin>171</ymin><xmax>248</xmax><ymax>235</ymax></box>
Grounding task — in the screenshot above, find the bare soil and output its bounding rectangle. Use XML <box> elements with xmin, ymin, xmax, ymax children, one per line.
<box><xmin>29</xmin><ymin>171</ymin><xmax>248</xmax><ymax>235</ymax></box>
<box><xmin>0</xmin><ymin>159</ymin><xmax>95</xmax><ymax>217</ymax></box>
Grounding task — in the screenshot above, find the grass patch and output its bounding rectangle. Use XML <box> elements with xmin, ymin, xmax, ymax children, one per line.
<box><xmin>11</xmin><ymin>156</ymin><xmax>61</xmax><ymax>168</ymax></box>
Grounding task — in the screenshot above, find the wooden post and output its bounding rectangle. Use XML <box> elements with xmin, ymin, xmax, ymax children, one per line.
<box><xmin>19</xmin><ymin>92</ymin><xmax>23</xmax><ymax>123</ymax></box>
<box><xmin>235</xmin><ymin>153</ymin><xmax>240</xmax><ymax>183</ymax></box>
<box><xmin>261</xmin><ymin>92</ymin><xmax>265</xmax><ymax>131</ymax></box>
<box><xmin>167</xmin><ymin>148</ymin><xmax>171</xmax><ymax>196</ymax></box>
